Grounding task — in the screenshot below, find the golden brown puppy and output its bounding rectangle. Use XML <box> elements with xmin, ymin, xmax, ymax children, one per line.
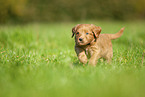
<box><xmin>72</xmin><ymin>24</ymin><xmax>124</xmax><ymax>66</ymax></box>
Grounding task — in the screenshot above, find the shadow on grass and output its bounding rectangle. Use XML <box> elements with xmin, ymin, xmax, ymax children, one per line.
<box><xmin>72</xmin><ymin>61</ymin><xmax>86</xmax><ymax>67</ymax></box>
<box><xmin>72</xmin><ymin>58</ymin><xmax>107</xmax><ymax>67</ymax></box>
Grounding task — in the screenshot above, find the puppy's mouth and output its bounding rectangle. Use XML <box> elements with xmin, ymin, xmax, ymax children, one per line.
<box><xmin>77</xmin><ymin>42</ymin><xmax>84</xmax><ymax>45</ymax></box>
<box><xmin>75</xmin><ymin>37</ymin><xmax>91</xmax><ymax>46</ymax></box>
<box><xmin>76</xmin><ymin>41</ymin><xmax>89</xmax><ymax>46</ymax></box>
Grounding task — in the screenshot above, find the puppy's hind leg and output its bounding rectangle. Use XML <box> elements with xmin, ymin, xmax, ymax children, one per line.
<box><xmin>105</xmin><ymin>52</ymin><xmax>113</xmax><ymax>64</ymax></box>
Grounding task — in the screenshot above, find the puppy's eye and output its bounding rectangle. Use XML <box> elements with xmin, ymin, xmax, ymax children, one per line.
<box><xmin>86</xmin><ymin>33</ymin><xmax>89</xmax><ymax>35</ymax></box>
<box><xmin>76</xmin><ymin>32</ymin><xmax>79</xmax><ymax>34</ymax></box>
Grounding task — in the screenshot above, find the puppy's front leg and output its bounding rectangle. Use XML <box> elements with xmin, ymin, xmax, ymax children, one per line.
<box><xmin>88</xmin><ymin>53</ymin><xmax>100</xmax><ymax>66</ymax></box>
<box><xmin>75</xmin><ymin>46</ymin><xmax>88</xmax><ymax>64</ymax></box>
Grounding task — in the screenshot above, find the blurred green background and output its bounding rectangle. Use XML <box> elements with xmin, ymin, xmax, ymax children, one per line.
<box><xmin>0</xmin><ymin>0</ymin><xmax>145</xmax><ymax>23</ymax></box>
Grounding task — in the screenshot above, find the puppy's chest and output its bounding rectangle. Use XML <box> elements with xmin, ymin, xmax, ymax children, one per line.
<box><xmin>85</xmin><ymin>47</ymin><xmax>96</xmax><ymax>58</ymax></box>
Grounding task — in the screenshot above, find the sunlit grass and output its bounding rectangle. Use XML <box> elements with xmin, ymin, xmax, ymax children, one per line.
<box><xmin>0</xmin><ymin>21</ymin><xmax>145</xmax><ymax>97</ymax></box>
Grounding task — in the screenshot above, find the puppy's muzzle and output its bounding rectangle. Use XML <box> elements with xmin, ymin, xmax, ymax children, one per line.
<box><xmin>79</xmin><ymin>38</ymin><xmax>83</xmax><ymax>41</ymax></box>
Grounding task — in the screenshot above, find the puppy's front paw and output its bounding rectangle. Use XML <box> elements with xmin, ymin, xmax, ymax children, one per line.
<box><xmin>88</xmin><ymin>61</ymin><xmax>96</xmax><ymax>67</ymax></box>
<box><xmin>78</xmin><ymin>56</ymin><xmax>88</xmax><ymax>64</ymax></box>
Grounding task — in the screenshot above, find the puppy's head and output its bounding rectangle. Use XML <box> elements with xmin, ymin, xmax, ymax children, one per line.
<box><xmin>72</xmin><ymin>24</ymin><xmax>101</xmax><ymax>46</ymax></box>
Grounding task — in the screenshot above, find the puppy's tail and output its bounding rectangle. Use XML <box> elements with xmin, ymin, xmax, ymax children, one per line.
<box><xmin>108</xmin><ymin>27</ymin><xmax>125</xmax><ymax>40</ymax></box>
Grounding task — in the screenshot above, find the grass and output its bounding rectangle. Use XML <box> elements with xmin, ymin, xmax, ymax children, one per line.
<box><xmin>0</xmin><ymin>20</ymin><xmax>145</xmax><ymax>97</ymax></box>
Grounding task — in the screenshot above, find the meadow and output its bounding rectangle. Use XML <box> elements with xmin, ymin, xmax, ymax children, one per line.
<box><xmin>0</xmin><ymin>21</ymin><xmax>145</xmax><ymax>97</ymax></box>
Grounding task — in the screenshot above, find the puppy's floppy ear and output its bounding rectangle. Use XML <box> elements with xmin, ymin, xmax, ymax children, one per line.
<box><xmin>72</xmin><ymin>27</ymin><xmax>76</xmax><ymax>38</ymax></box>
<box><xmin>72</xmin><ymin>24</ymin><xmax>80</xmax><ymax>38</ymax></box>
<box><xmin>92</xmin><ymin>26</ymin><xmax>102</xmax><ymax>39</ymax></box>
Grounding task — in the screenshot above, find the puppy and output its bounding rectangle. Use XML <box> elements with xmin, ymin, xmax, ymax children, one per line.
<box><xmin>72</xmin><ymin>24</ymin><xmax>124</xmax><ymax>66</ymax></box>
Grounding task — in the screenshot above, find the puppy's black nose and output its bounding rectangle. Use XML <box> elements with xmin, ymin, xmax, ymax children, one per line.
<box><xmin>79</xmin><ymin>38</ymin><xmax>83</xmax><ymax>41</ymax></box>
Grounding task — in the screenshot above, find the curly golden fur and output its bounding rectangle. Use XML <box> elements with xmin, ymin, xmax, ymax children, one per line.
<box><xmin>72</xmin><ymin>24</ymin><xmax>124</xmax><ymax>66</ymax></box>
